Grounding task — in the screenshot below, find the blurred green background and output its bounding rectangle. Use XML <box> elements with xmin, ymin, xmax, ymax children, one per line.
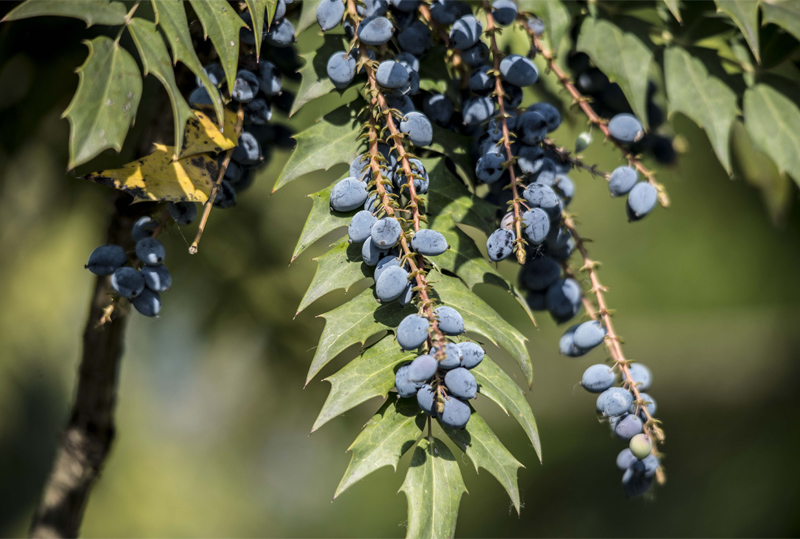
<box><xmin>2</xmin><ymin>6</ymin><xmax>800</xmax><ymax>538</ymax></box>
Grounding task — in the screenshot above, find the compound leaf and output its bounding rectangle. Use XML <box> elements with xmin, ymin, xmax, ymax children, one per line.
<box><xmin>274</xmin><ymin>103</ymin><xmax>361</xmax><ymax>192</ymax></box>
<box><xmin>2</xmin><ymin>0</ymin><xmax>127</xmax><ymax>26</ymax></box>
<box><xmin>576</xmin><ymin>18</ymin><xmax>653</xmax><ymax>127</ymax></box>
<box><xmin>296</xmin><ymin>236</ymin><xmax>370</xmax><ymax>315</ymax></box>
<box><xmin>128</xmin><ymin>17</ymin><xmax>194</xmax><ymax>159</ymax></box>
<box><xmin>424</xmin><ymin>158</ymin><xmax>495</xmax><ymax>236</ymax></box>
<box><xmin>744</xmin><ymin>84</ymin><xmax>800</xmax><ymax>186</ymax></box>
<box><xmin>189</xmin><ymin>0</ymin><xmax>247</xmax><ymax>92</ymax></box>
<box><xmin>291</xmin><ymin>184</ymin><xmax>351</xmax><ymax>262</ymax></box>
<box><xmin>664</xmin><ymin>46</ymin><xmax>739</xmax><ymax>173</ymax></box>
<box><xmin>314</xmin><ymin>337</ymin><xmax>415</xmax><ymax>432</ymax></box>
<box><xmin>306</xmin><ymin>288</ymin><xmax>414</xmax><ymax>384</ymax></box>
<box><xmin>63</xmin><ymin>36</ymin><xmax>142</xmax><ymax>169</ymax></box>
<box><xmin>472</xmin><ymin>356</ymin><xmax>541</xmax><ymax>460</ymax></box>
<box><xmin>444</xmin><ymin>411</ymin><xmax>524</xmax><ymax>514</ymax></box>
<box><xmin>291</xmin><ymin>34</ymin><xmax>347</xmax><ymax>116</ymax></box>
<box><xmin>714</xmin><ymin>0</ymin><xmax>760</xmax><ymax>62</ymax></box>
<box><xmin>84</xmin><ymin>144</ymin><xmax>218</xmax><ymax>203</ymax></box>
<box><xmin>153</xmin><ymin>0</ymin><xmax>225</xmax><ymax>126</ymax></box>
<box><xmin>400</xmin><ymin>437</ymin><xmax>466</xmax><ymax>539</ymax></box>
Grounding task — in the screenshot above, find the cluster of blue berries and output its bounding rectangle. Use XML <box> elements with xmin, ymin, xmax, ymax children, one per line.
<box><xmin>604</xmin><ymin>114</ymin><xmax>658</xmax><ymax>221</ymax></box>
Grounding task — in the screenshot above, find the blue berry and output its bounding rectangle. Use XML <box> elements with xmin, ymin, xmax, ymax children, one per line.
<box><xmin>361</xmin><ymin>240</ymin><xmax>388</xmax><ymax>266</ymax></box>
<box><xmin>258</xmin><ymin>62</ymin><xmax>282</xmax><ymax>96</ymax></box>
<box><xmin>523</xmin><ymin>183</ymin><xmax>562</xmax><ymax>220</ymax></box>
<box><xmin>132</xmin><ymin>216</ymin><xmax>157</xmax><ymax>242</ymax></box>
<box><xmin>397</xmin><ymin>21</ymin><xmax>431</xmax><ymax>56</ymax></box>
<box><xmin>232</xmin><ymin>131</ymin><xmax>261</xmax><ymax>165</ymax></box>
<box><xmin>423</xmin><ymin>93</ymin><xmax>454</xmax><ymax>126</ymax></box>
<box><xmin>499</xmin><ymin>55</ymin><xmax>538</xmax><ymax>87</ymax></box>
<box><xmin>376</xmin><ymin>60</ymin><xmax>409</xmax><ymax>89</ymax></box>
<box><xmin>614</xmin><ymin>413</ymin><xmax>644</xmax><ymax>441</ymax></box>
<box><xmin>626</xmin><ymin>182</ymin><xmax>658</xmax><ymax>221</ymax></box>
<box><xmin>357</xmin><ymin>16</ymin><xmax>394</xmax><ymax>46</ymax></box>
<box><xmin>627</xmin><ymin>364</ymin><xmax>652</xmax><ymax>390</ymax></box>
<box><xmin>232</xmin><ymin>70</ymin><xmax>259</xmax><ymax>102</ymax></box>
<box><xmin>399</xmin><ymin>112</ymin><xmax>433</xmax><ymax>147</ymax></box>
<box><xmin>316</xmin><ymin>0</ymin><xmax>344</xmax><ymax>31</ymax></box>
<box><xmin>608</xmin><ymin>166</ymin><xmax>638</xmax><ymax>197</ymax></box>
<box><xmin>630</xmin><ymin>393</ymin><xmax>656</xmax><ymax>416</ymax></box>
<box><xmin>559</xmin><ymin>324</ymin><xmax>588</xmax><ymax>357</ymax></box>
<box><xmin>608</xmin><ymin>113</ymin><xmax>644</xmax><ymax>143</ymax></box>
<box><xmin>327</xmin><ymin>51</ymin><xmax>356</xmax><ymax>89</ymax></box>
<box><xmin>371</xmin><ymin>217</ymin><xmax>402</xmax><ymax>248</ymax></box>
<box><xmin>432</xmin><ymin>342</ymin><xmax>462</xmax><ymax>370</ymax></box>
<box><xmin>395</xmin><ymin>364</ymin><xmax>422</xmax><ymax>397</ymax></box>
<box><xmin>132</xmin><ymin>288</ymin><xmax>161</xmax><ymax>317</ymax></box>
<box><xmin>526</xmin><ymin>290</ymin><xmax>547</xmax><ymax>311</ymax></box>
<box><xmin>546</xmin><ymin>278</ymin><xmax>582</xmax><ymax>323</ymax></box>
<box><xmin>411</xmin><ymin>229</ymin><xmax>448</xmax><ymax>256</ymax></box>
<box><xmin>517</xmin><ymin>111</ymin><xmax>548</xmax><ymax>144</ymax></box>
<box><xmin>141</xmin><ymin>264</ymin><xmax>172</xmax><ymax>292</ymax></box>
<box><xmin>86</xmin><ymin>245</ymin><xmax>127</xmax><ymax>275</ymax></box>
<box><xmin>168</xmin><ymin>202</ymin><xmax>197</xmax><ymax>226</ymax></box>
<box><xmin>475</xmin><ymin>149</ymin><xmax>505</xmax><ymax>184</ymax></box>
<box><xmin>111</xmin><ymin>267</ymin><xmax>145</xmax><ymax>298</ymax></box>
<box><xmin>244</xmin><ymin>97</ymin><xmax>272</xmax><ymax>124</ymax></box>
<box><xmin>522</xmin><ymin>208</ymin><xmax>550</xmax><ymax>244</ymax></box>
<box><xmin>349</xmin><ymin>210</ymin><xmax>377</xmax><ymax>243</ymax></box>
<box><xmin>265</xmin><ymin>19</ymin><xmax>295</xmax><ymax>47</ymax></box>
<box><xmin>408</xmin><ymin>354</ymin><xmax>438</xmax><ymax>382</ymax></box>
<box><xmin>527</xmin><ymin>102</ymin><xmax>561</xmax><ymax>132</ymax></box>
<box><xmin>374</xmin><ymin>255</ymin><xmax>401</xmax><ymax>282</ymax></box>
<box><xmin>438</xmin><ymin>395</ymin><xmax>471</xmax><ymax>429</ymax></box>
<box><xmin>135</xmin><ymin>237</ymin><xmax>165</xmax><ymax>266</ymax></box>
<box><xmin>331</xmin><ymin>177</ymin><xmax>369</xmax><ymax>212</ymax></box>
<box><xmin>517</xmin><ymin>145</ymin><xmax>545</xmax><ymax>174</ymax></box>
<box><xmin>449</xmin><ymin>15</ymin><xmax>482</xmax><ymax>49</ymax></box>
<box><xmin>573</xmin><ymin>321</ymin><xmax>606</xmax><ymax>349</ymax></box>
<box><xmin>213</xmin><ymin>180</ymin><xmax>237</xmax><ymax>209</ymax></box>
<box><xmin>457</xmin><ymin>342</ymin><xmax>484</xmax><ymax>369</ymax></box>
<box><xmin>356</xmin><ymin>0</ymin><xmax>388</xmax><ymax>17</ymax></box>
<box><xmin>397</xmin><ymin>314</ymin><xmax>430</xmax><ymax>350</ymax></box>
<box><xmin>519</xmin><ymin>256</ymin><xmax>560</xmax><ymax>291</ymax></box>
<box><xmin>598</xmin><ymin>387</ymin><xmax>634</xmax><ymax>416</ymax></box>
<box><xmin>430</xmin><ymin>0</ymin><xmax>460</xmax><ymax>25</ymax></box>
<box><xmin>617</xmin><ymin>448</ymin><xmax>637</xmax><ymax>470</ymax></box>
<box><xmin>461</xmin><ymin>42</ymin><xmax>489</xmax><ymax>67</ymax></box>
<box><xmin>492</xmin><ymin>0</ymin><xmax>517</xmax><ymax>25</ymax></box>
<box><xmin>462</xmin><ymin>96</ymin><xmax>495</xmax><ymax>125</ymax></box>
<box><xmin>197</xmin><ymin>63</ymin><xmax>224</xmax><ymax>88</ymax></box>
<box><xmin>486</xmin><ymin>228</ymin><xmax>515</xmax><ymax>262</ymax></box>
<box><xmin>417</xmin><ymin>384</ymin><xmax>437</xmax><ymax>415</ymax></box>
<box><xmin>444</xmin><ymin>367</ymin><xmax>477</xmax><ymax>399</ymax></box>
<box><xmin>435</xmin><ymin>306</ymin><xmax>464</xmax><ymax>335</ymax></box>
<box><xmin>469</xmin><ymin>66</ymin><xmax>494</xmax><ymax>94</ymax></box>
<box><xmin>395</xmin><ymin>52</ymin><xmax>420</xmax><ymax>73</ymax></box>
<box><xmin>375</xmin><ymin>265</ymin><xmax>409</xmax><ymax>302</ymax></box>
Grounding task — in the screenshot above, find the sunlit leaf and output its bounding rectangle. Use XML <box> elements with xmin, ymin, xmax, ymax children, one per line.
<box><xmin>422</xmin><ymin>125</ymin><xmax>474</xmax><ymax>186</ymax></box>
<box><xmin>296</xmin><ymin>0</ymin><xmax>324</xmax><ymax>35</ymax></box>
<box><xmin>744</xmin><ymin>84</ymin><xmax>800</xmax><ymax>187</ymax></box>
<box><xmin>517</xmin><ymin>0</ymin><xmax>572</xmax><ymax>49</ymax></box>
<box><xmin>296</xmin><ymin>236</ymin><xmax>370</xmax><ymax>315</ymax></box>
<box><xmin>761</xmin><ymin>0</ymin><xmax>800</xmax><ymax>43</ymax></box>
<box><xmin>291</xmin><ymin>34</ymin><xmax>348</xmax><ymax>116</ymax></box>
<box><xmin>180</xmin><ymin>108</ymin><xmax>239</xmax><ymax>157</ymax></box>
<box><xmin>189</xmin><ymin>0</ymin><xmax>247</xmax><ymax>92</ymax></box>
<box><xmin>244</xmin><ymin>0</ymin><xmax>267</xmax><ymax>58</ymax></box>
<box><xmin>291</xmin><ymin>184</ymin><xmax>351</xmax><ymax>262</ymax></box>
<box><xmin>714</xmin><ymin>0</ymin><xmax>760</xmax><ymax>62</ymax></box>
<box><xmin>2</xmin><ymin>0</ymin><xmax>127</xmax><ymax>26</ymax></box>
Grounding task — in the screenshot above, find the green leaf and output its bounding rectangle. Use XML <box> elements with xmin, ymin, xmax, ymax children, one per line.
<box><xmin>291</xmin><ymin>34</ymin><xmax>348</xmax><ymax>116</ymax></box>
<box><xmin>576</xmin><ymin>18</ymin><xmax>653</xmax><ymax>127</ymax></box>
<box><xmin>244</xmin><ymin>0</ymin><xmax>267</xmax><ymax>58</ymax></box>
<box><xmin>664</xmin><ymin>46</ymin><xmax>739</xmax><ymax>174</ymax></box>
<box><xmin>297</xmin><ymin>0</ymin><xmax>324</xmax><ymax>35</ymax></box>
<box><xmin>744</xmin><ymin>84</ymin><xmax>800</xmax><ymax>187</ymax></box>
<box><xmin>291</xmin><ymin>184</ymin><xmax>351</xmax><ymax>262</ymax></box>
<box><xmin>314</xmin><ymin>337</ymin><xmax>415</xmax><ymax>432</ymax></box>
<box><xmin>516</xmin><ymin>0</ymin><xmax>572</xmax><ymax>49</ymax></box>
<box><xmin>189</xmin><ymin>0</ymin><xmax>247</xmax><ymax>92</ymax></box>
<box><xmin>400</xmin><ymin>437</ymin><xmax>466</xmax><ymax>539</ymax></box>
<box><xmin>443</xmin><ymin>411</ymin><xmax>524</xmax><ymax>514</ymax></box>
<box><xmin>306</xmin><ymin>288</ymin><xmax>414</xmax><ymax>384</ymax></box>
<box><xmin>128</xmin><ymin>17</ymin><xmax>195</xmax><ymax>160</ymax></box>
<box><xmin>153</xmin><ymin>0</ymin><xmax>225</xmax><ymax>127</ymax></box>
<box><xmin>62</xmin><ymin>36</ymin><xmax>142</xmax><ymax>169</ymax></box>
<box><xmin>472</xmin><ymin>356</ymin><xmax>541</xmax><ymax>460</ymax></box>
<box><xmin>424</xmin><ymin>158</ymin><xmax>495</xmax><ymax>236</ymax></box>
<box><xmin>418</xmin><ymin>46</ymin><xmax>451</xmax><ymax>95</ymax></box>
<box><xmin>2</xmin><ymin>0</ymin><xmax>127</xmax><ymax>26</ymax></box>
<box><xmin>273</xmin><ymin>103</ymin><xmax>361</xmax><ymax>193</ymax></box>
<box><xmin>434</xmin><ymin>274</ymin><xmax>533</xmax><ymax>388</ymax></box>
<box><xmin>335</xmin><ymin>396</ymin><xmax>424</xmax><ymax>498</ymax></box>
<box><xmin>422</xmin><ymin>125</ymin><xmax>474</xmax><ymax>186</ymax></box>
<box><xmin>296</xmin><ymin>236</ymin><xmax>370</xmax><ymax>315</ymax></box>
<box><xmin>714</xmin><ymin>0</ymin><xmax>760</xmax><ymax>62</ymax></box>
<box><xmin>761</xmin><ymin>0</ymin><xmax>800</xmax><ymax>43</ymax></box>
<box><xmin>663</xmin><ymin>0</ymin><xmax>682</xmax><ymax>23</ymax></box>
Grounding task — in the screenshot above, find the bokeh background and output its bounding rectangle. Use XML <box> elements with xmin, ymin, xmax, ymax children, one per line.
<box><xmin>2</xmin><ymin>5</ymin><xmax>800</xmax><ymax>538</ymax></box>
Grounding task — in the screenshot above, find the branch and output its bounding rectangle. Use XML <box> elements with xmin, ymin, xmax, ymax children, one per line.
<box><xmin>540</xmin><ymin>138</ymin><xmax>609</xmax><ymax>181</ymax></box>
<box><xmin>521</xmin><ymin>21</ymin><xmax>670</xmax><ymax>208</ymax></box>
<box><xmin>560</xmin><ymin>213</ymin><xmax>666</xmax><ymax>484</ymax></box>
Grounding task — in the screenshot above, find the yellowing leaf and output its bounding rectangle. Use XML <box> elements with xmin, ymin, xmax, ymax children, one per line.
<box><xmin>181</xmin><ymin>107</ymin><xmax>239</xmax><ymax>157</ymax></box>
<box><xmin>84</xmin><ymin>144</ymin><xmax>219</xmax><ymax>203</ymax></box>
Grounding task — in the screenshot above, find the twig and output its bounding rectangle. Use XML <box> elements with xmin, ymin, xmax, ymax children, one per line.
<box><xmin>484</xmin><ymin>1</ymin><xmax>527</xmax><ymax>264</ymax></box>
<box><xmin>560</xmin><ymin>213</ymin><xmax>666</xmax><ymax>484</ymax></box>
<box><xmin>189</xmin><ymin>105</ymin><xmax>245</xmax><ymax>254</ymax></box>
<box><xmin>521</xmin><ymin>21</ymin><xmax>670</xmax><ymax>208</ymax></box>
<box><xmin>541</xmin><ymin>138</ymin><xmax>609</xmax><ymax>181</ymax></box>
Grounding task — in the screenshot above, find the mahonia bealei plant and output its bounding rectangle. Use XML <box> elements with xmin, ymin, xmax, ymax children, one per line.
<box><xmin>9</xmin><ymin>0</ymin><xmax>800</xmax><ymax>536</ymax></box>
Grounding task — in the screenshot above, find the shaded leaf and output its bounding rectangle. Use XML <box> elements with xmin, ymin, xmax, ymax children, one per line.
<box><xmin>84</xmin><ymin>144</ymin><xmax>218</xmax><ymax>203</ymax></box>
<box><xmin>244</xmin><ymin>0</ymin><xmax>267</xmax><ymax>58</ymax></box>
<box><xmin>335</xmin><ymin>396</ymin><xmax>424</xmax><ymax>498</ymax></box>
<box><xmin>744</xmin><ymin>83</ymin><xmax>800</xmax><ymax>186</ymax></box>
<box><xmin>424</xmin><ymin>158</ymin><xmax>495</xmax><ymax>236</ymax></box>
<box><xmin>297</xmin><ymin>236</ymin><xmax>370</xmax><ymax>315</ymax></box>
<box><xmin>180</xmin><ymin>108</ymin><xmax>240</xmax><ymax>158</ymax></box>
<box><xmin>517</xmin><ymin>0</ymin><xmax>572</xmax><ymax>49</ymax></box>
<box><xmin>314</xmin><ymin>337</ymin><xmax>415</xmax><ymax>432</ymax></box>
<box><xmin>576</xmin><ymin>18</ymin><xmax>653</xmax><ymax>126</ymax></box>
<box><xmin>434</xmin><ymin>274</ymin><xmax>532</xmax><ymax>387</ymax></box>
<box><xmin>153</xmin><ymin>0</ymin><xmax>225</xmax><ymax>126</ymax></box>
<box><xmin>306</xmin><ymin>288</ymin><xmax>414</xmax><ymax>384</ymax></box>
<box><xmin>128</xmin><ymin>17</ymin><xmax>195</xmax><ymax>159</ymax></box>
<box><xmin>664</xmin><ymin>46</ymin><xmax>739</xmax><ymax>173</ymax></box>
<box><xmin>291</xmin><ymin>184</ymin><xmax>351</xmax><ymax>262</ymax></box>
<box><xmin>63</xmin><ymin>36</ymin><xmax>142</xmax><ymax>169</ymax></box>
<box><xmin>443</xmin><ymin>411</ymin><xmax>524</xmax><ymax>514</ymax></box>
<box><xmin>715</xmin><ymin>0</ymin><xmax>760</xmax><ymax>62</ymax></box>
<box><xmin>761</xmin><ymin>0</ymin><xmax>800</xmax><ymax>43</ymax></box>
<box><xmin>189</xmin><ymin>0</ymin><xmax>247</xmax><ymax>92</ymax></box>
<box><xmin>472</xmin><ymin>356</ymin><xmax>541</xmax><ymax>460</ymax></box>
<box><xmin>422</xmin><ymin>125</ymin><xmax>474</xmax><ymax>186</ymax></box>
<box><xmin>2</xmin><ymin>0</ymin><xmax>127</xmax><ymax>26</ymax></box>
<box><xmin>265</xmin><ymin>0</ymin><xmax>278</xmax><ymax>28</ymax></box>
<box><xmin>400</xmin><ymin>437</ymin><xmax>466</xmax><ymax>539</ymax></box>
<box><xmin>291</xmin><ymin>34</ymin><xmax>347</xmax><ymax>116</ymax></box>
<box><xmin>663</xmin><ymin>0</ymin><xmax>682</xmax><ymax>23</ymax></box>
<box><xmin>273</xmin><ymin>103</ymin><xmax>361</xmax><ymax>192</ymax></box>
<box><xmin>297</xmin><ymin>0</ymin><xmax>324</xmax><ymax>35</ymax></box>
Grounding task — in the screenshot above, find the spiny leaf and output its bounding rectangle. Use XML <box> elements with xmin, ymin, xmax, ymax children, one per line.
<box><xmin>663</xmin><ymin>0</ymin><xmax>682</xmax><ymax>23</ymax></box>
<box><xmin>189</xmin><ymin>0</ymin><xmax>247</xmax><ymax>92</ymax></box>
<box><xmin>761</xmin><ymin>0</ymin><xmax>800</xmax><ymax>43</ymax></box>
<box><xmin>244</xmin><ymin>0</ymin><xmax>267</xmax><ymax>58</ymax></box>
<box><xmin>744</xmin><ymin>84</ymin><xmax>800</xmax><ymax>187</ymax></box>
<box><xmin>296</xmin><ymin>236</ymin><xmax>370</xmax><ymax>315</ymax></box>
<box><xmin>291</xmin><ymin>34</ymin><xmax>348</xmax><ymax>116</ymax></box>
<box><xmin>180</xmin><ymin>108</ymin><xmax>240</xmax><ymax>158</ymax></box>
<box><xmin>424</xmin><ymin>158</ymin><xmax>495</xmax><ymax>236</ymax></box>
<box><xmin>63</xmin><ymin>36</ymin><xmax>142</xmax><ymax>169</ymax></box>
<box><xmin>714</xmin><ymin>0</ymin><xmax>760</xmax><ymax>62</ymax></box>
<box><xmin>400</xmin><ymin>437</ymin><xmax>466</xmax><ymax>539</ymax></box>
<box><xmin>335</xmin><ymin>396</ymin><xmax>424</xmax><ymax>498</ymax></box>
<box><xmin>2</xmin><ymin>0</ymin><xmax>127</xmax><ymax>26</ymax></box>
<box><xmin>472</xmin><ymin>356</ymin><xmax>541</xmax><ymax>460</ymax></box>
<box><xmin>443</xmin><ymin>411</ymin><xmax>524</xmax><ymax>514</ymax></box>
<box><xmin>306</xmin><ymin>288</ymin><xmax>414</xmax><ymax>384</ymax></box>
<box><xmin>291</xmin><ymin>184</ymin><xmax>351</xmax><ymax>262</ymax></box>
<box><xmin>314</xmin><ymin>337</ymin><xmax>415</xmax><ymax>432</ymax></box>
<box><xmin>297</xmin><ymin>0</ymin><xmax>324</xmax><ymax>35</ymax></box>
<box><xmin>664</xmin><ymin>46</ymin><xmax>739</xmax><ymax>174</ymax></box>
<box><xmin>84</xmin><ymin>144</ymin><xmax>218</xmax><ymax>203</ymax></box>
<box><xmin>576</xmin><ymin>18</ymin><xmax>654</xmax><ymax>127</ymax></box>
<box><xmin>273</xmin><ymin>103</ymin><xmax>361</xmax><ymax>192</ymax></box>
<box><xmin>422</xmin><ymin>125</ymin><xmax>474</xmax><ymax>186</ymax></box>
<box><xmin>516</xmin><ymin>0</ymin><xmax>572</xmax><ymax>49</ymax></box>
<box><xmin>265</xmin><ymin>0</ymin><xmax>278</xmax><ymax>28</ymax></box>
<box><xmin>434</xmin><ymin>274</ymin><xmax>533</xmax><ymax>388</ymax></box>
<box><xmin>152</xmin><ymin>0</ymin><xmax>225</xmax><ymax>126</ymax></box>
<box><xmin>128</xmin><ymin>17</ymin><xmax>195</xmax><ymax>160</ymax></box>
